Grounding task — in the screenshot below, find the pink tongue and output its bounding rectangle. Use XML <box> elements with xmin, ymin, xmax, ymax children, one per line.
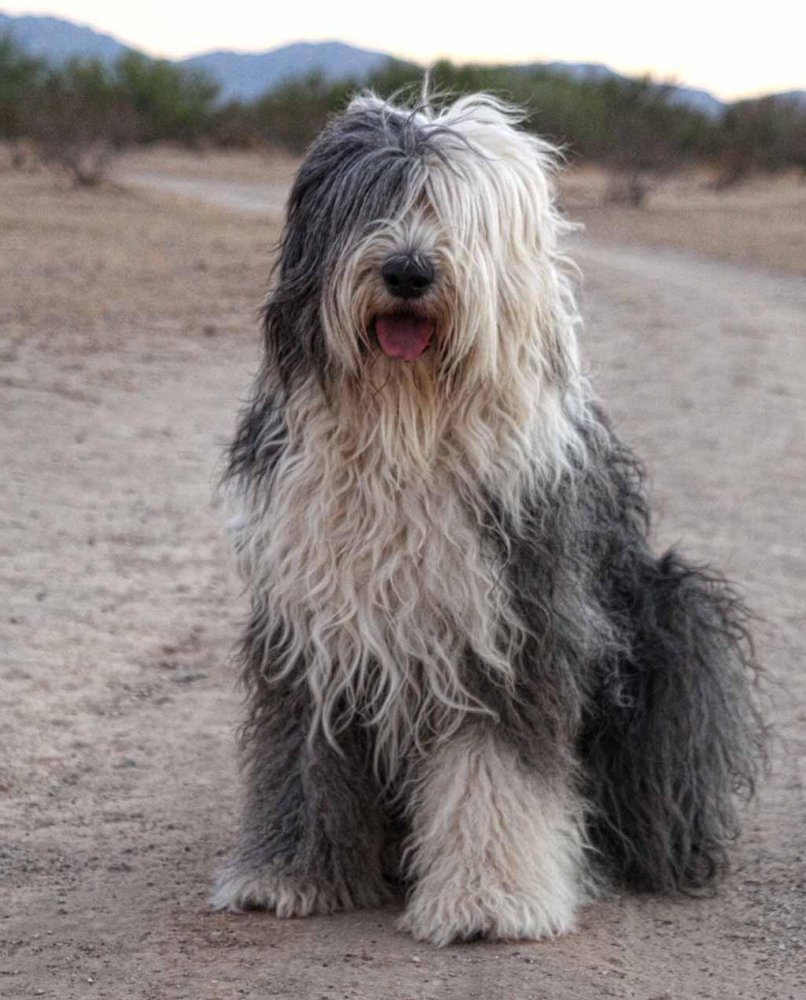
<box><xmin>375</xmin><ymin>315</ymin><xmax>434</xmax><ymax>361</ymax></box>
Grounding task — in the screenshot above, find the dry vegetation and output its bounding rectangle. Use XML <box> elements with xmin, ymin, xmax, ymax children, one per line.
<box><xmin>563</xmin><ymin>166</ymin><xmax>806</xmax><ymax>276</ymax></box>
<box><xmin>0</xmin><ymin>157</ymin><xmax>275</xmax><ymax>345</ymax></box>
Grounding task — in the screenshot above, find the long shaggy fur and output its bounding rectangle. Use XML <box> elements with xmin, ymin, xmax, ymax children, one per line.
<box><xmin>214</xmin><ymin>92</ymin><xmax>763</xmax><ymax>944</ymax></box>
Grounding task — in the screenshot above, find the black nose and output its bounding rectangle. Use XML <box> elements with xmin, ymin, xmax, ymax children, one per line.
<box><xmin>381</xmin><ymin>254</ymin><xmax>435</xmax><ymax>299</ymax></box>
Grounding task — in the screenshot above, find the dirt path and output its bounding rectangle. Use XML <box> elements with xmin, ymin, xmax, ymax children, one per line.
<box><xmin>2</xmin><ymin>169</ymin><xmax>804</xmax><ymax>1000</ymax></box>
<box><xmin>118</xmin><ymin>169</ymin><xmax>290</xmax><ymax>220</ymax></box>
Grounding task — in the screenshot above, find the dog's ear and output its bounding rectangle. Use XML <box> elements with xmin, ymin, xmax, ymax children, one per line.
<box><xmin>260</xmin><ymin>290</ymin><xmax>328</xmax><ymax>393</ymax></box>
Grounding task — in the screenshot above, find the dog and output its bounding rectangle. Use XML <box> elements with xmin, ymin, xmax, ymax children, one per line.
<box><xmin>211</xmin><ymin>93</ymin><xmax>763</xmax><ymax>946</ymax></box>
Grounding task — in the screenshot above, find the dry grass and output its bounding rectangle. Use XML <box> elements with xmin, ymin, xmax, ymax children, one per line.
<box><xmin>120</xmin><ymin>143</ymin><xmax>300</xmax><ymax>186</ymax></box>
<box><xmin>0</xmin><ymin>163</ymin><xmax>279</xmax><ymax>351</ymax></box>
<box><xmin>561</xmin><ymin>166</ymin><xmax>806</xmax><ymax>276</ymax></box>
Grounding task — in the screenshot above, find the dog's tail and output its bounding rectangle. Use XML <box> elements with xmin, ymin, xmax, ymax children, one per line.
<box><xmin>581</xmin><ymin>550</ymin><xmax>765</xmax><ymax>891</ymax></box>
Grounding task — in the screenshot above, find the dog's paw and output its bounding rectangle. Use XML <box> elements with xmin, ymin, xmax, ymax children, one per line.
<box><xmin>398</xmin><ymin>882</ymin><xmax>576</xmax><ymax>946</ymax></box>
<box><xmin>211</xmin><ymin>866</ymin><xmax>344</xmax><ymax>917</ymax></box>
<box><xmin>211</xmin><ymin>863</ymin><xmax>388</xmax><ymax>918</ymax></box>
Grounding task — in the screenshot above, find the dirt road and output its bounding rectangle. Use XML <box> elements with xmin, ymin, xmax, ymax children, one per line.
<box><xmin>1</xmin><ymin>164</ymin><xmax>804</xmax><ymax>999</ymax></box>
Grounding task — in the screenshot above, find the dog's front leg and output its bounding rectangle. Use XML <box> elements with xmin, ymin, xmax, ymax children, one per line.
<box><xmin>211</xmin><ymin>682</ymin><xmax>388</xmax><ymax>917</ymax></box>
<box><xmin>399</xmin><ymin>722</ymin><xmax>586</xmax><ymax>946</ymax></box>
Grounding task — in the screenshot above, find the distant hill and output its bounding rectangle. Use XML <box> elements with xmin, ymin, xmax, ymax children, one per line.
<box><xmin>181</xmin><ymin>41</ymin><xmax>391</xmax><ymax>103</ymax></box>
<box><xmin>540</xmin><ymin>61</ymin><xmax>619</xmax><ymax>83</ymax></box>
<box><xmin>0</xmin><ymin>12</ymin><xmax>130</xmax><ymax>64</ymax></box>
<box><xmin>1</xmin><ymin>10</ymin><xmax>802</xmax><ymax>117</ymax></box>
<box><xmin>520</xmin><ymin>61</ymin><xmax>726</xmax><ymax>119</ymax></box>
<box><xmin>763</xmin><ymin>89</ymin><xmax>806</xmax><ymax>106</ymax></box>
<box><xmin>666</xmin><ymin>86</ymin><xmax>725</xmax><ymax>119</ymax></box>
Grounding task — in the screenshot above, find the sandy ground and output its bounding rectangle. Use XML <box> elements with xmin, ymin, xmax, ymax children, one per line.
<box><xmin>1</xmin><ymin>152</ymin><xmax>805</xmax><ymax>1000</ymax></box>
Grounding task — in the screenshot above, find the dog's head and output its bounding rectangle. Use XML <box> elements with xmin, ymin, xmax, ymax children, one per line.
<box><xmin>265</xmin><ymin>93</ymin><xmax>580</xmax><ymax>403</ymax></box>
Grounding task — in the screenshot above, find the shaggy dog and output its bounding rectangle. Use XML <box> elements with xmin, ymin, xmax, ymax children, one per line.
<box><xmin>212</xmin><ymin>94</ymin><xmax>762</xmax><ymax>946</ymax></box>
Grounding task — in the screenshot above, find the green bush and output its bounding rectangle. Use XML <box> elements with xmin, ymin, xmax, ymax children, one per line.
<box><xmin>115</xmin><ymin>51</ymin><xmax>218</xmax><ymax>142</ymax></box>
<box><xmin>0</xmin><ymin>33</ymin><xmax>44</xmax><ymax>137</ymax></box>
<box><xmin>715</xmin><ymin>96</ymin><xmax>806</xmax><ymax>185</ymax></box>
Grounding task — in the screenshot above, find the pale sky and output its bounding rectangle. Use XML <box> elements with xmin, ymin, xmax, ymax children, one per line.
<box><xmin>5</xmin><ymin>1</ymin><xmax>805</xmax><ymax>101</ymax></box>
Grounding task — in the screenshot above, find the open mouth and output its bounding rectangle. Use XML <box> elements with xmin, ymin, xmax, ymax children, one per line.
<box><xmin>372</xmin><ymin>313</ymin><xmax>435</xmax><ymax>361</ymax></box>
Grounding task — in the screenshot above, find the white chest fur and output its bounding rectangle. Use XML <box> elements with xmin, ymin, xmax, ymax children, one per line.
<box><xmin>236</xmin><ymin>377</ymin><xmax>525</xmax><ymax>769</ymax></box>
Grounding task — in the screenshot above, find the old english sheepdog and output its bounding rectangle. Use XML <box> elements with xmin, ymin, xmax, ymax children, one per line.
<box><xmin>212</xmin><ymin>93</ymin><xmax>763</xmax><ymax>945</ymax></box>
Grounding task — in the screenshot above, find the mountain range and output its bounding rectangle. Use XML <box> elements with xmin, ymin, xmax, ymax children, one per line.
<box><xmin>2</xmin><ymin>11</ymin><xmax>803</xmax><ymax>117</ymax></box>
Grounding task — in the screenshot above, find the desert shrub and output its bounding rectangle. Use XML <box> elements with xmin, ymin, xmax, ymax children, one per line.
<box><xmin>246</xmin><ymin>72</ymin><xmax>354</xmax><ymax>153</ymax></box>
<box><xmin>16</xmin><ymin>49</ymin><xmax>218</xmax><ymax>184</ymax></box>
<box><xmin>590</xmin><ymin>78</ymin><xmax>701</xmax><ymax>204</ymax></box>
<box><xmin>0</xmin><ymin>33</ymin><xmax>44</xmax><ymax>138</ymax></box>
<box><xmin>714</xmin><ymin>96</ymin><xmax>806</xmax><ymax>186</ymax></box>
<box><xmin>208</xmin><ymin>100</ymin><xmax>265</xmax><ymax>149</ymax></box>
<box><xmin>115</xmin><ymin>51</ymin><xmax>218</xmax><ymax>143</ymax></box>
<box><xmin>24</xmin><ymin>60</ymin><xmax>139</xmax><ymax>185</ymax></box>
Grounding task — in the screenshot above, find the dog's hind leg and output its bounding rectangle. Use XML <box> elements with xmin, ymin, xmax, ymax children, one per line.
<box><xmin>399</xmin><ymin>722</ymin><xmax>587</xmax><ymax>946</ymax></box>
<box><xmin>582</xmin><ymin>550</ymin><xmax>764</xmax><ymax>891</ymax></box>
<box><xmin>211</xmin><ymin>677</ymin><xmax>389</xmax><ymax>916</ymax></box>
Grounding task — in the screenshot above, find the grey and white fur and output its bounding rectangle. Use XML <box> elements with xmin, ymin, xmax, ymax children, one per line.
<box><xmin>212</xmin><ymin>93</ymin><xmax>764</xmax><ymax>945</ymax></box>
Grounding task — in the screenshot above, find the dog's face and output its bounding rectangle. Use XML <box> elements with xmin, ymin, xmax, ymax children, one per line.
<box><xmin>268</xmin><ymin>94</ymin><xmax>577</xmax><ymax>397</ymax></box>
